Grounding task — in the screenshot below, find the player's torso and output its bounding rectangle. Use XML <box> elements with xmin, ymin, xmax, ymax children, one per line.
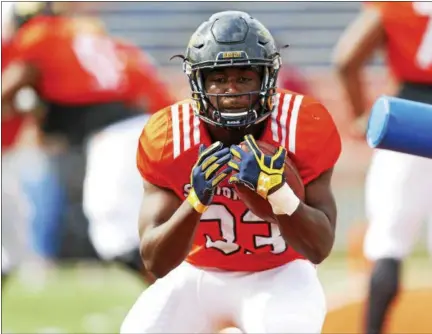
<box><xmin>1</xmin><ymin>41</ymin><xmax>15</xmax><ymax>71</ymax></box>
<box><xmin>115</xmin><ymin>40</ymin><xmax>173</xmax><ymax>112</ymax></box>
<box><xmin>381</xmin><ymin>2</ymin><xmax>432</xmax><ymax>83</ymax></box>
<box><xmin>115</xmin><ymin>41</ymin><xmax>152</xmax><ymax>103</ymax></box>
<box><xmin>18</xmin><ymin>17</ymin><xmax>128</xmax><ymax>104</ymax></box>
<box><xmin>163</xmin><ymin>93</ymin><xmax>308</xmax><ymax>272</ymax></box>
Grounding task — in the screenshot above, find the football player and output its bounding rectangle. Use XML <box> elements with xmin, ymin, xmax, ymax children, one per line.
<box><xmin>333</xmin><ymin>2</ymin><xmax>432</xmax><ymax>333</ymax></box>
<box><xmin>83</xmin><ymin>39</ymin><xmax>174</xmax><ymax>284</ymax></box>
<box><xmin>121</xmin><ymin>11</ymin><xmax>341</xmax><ymax>333</ymax></box>
<box><xmin>1</xmin><ymin>1</ymin><xmax>36</xmax><ymax>287</ymax></box>
<box><xmin>1</xmin><ymin>1</ymin><xmax>126</xmax><ymax>265</ymax></box>
<box><xmin>1</xmin><ymin>2</ymin><xmax>173</xmax><ymax>283</ymax></box>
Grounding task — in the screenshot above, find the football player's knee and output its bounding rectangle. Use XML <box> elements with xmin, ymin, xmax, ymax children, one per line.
<box><xmin>120</xmin><ymin>312</ymin><xmax>142</xmax><ymax>334</ymax></box>
<box><xmin>263</xmin><ymin>314</ymin><xmax>324</xmax><ymax>333</ymax></box>
<box><xmin>120</xmin><ymin>304</ymin><xmax>159</xmax><ymax>334</ymax></box>
<box><xmin>261</xmin><ymin>308</ymin><xmax>325</xmax><ymax>334</ymax></box>
<box><xmin>119</xmin><ymin>317</ymin><xmax>131</xmax><ymax>334</ymax></box>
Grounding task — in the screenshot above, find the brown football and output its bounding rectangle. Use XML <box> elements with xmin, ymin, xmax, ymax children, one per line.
<box><xmin>234</xmin><ymin>140</ymin><xmax>305</xmax><ymax>224</ymax></box>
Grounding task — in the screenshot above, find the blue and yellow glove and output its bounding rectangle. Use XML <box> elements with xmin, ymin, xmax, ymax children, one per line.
<box><xmin>228</xmin><ymin>135</ymin><xmax>286</xmax><ymax>199</ymax></box>
<box><xmin>187</xmin><ymin>141</ymin><xmax>232</xmax><ymax>213</ymax></box>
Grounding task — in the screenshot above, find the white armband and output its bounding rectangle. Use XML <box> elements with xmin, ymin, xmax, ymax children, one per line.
<box><xmin>267</xmin><ymin>183</ymin><xmax>300</xmax><ymax>216</ymax></box>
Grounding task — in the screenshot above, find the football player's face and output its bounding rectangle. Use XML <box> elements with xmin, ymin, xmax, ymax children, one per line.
<box><xmin>204</xmin><ymin>67</ymin><xmax>261</xmax><ymax>113</ymax></box>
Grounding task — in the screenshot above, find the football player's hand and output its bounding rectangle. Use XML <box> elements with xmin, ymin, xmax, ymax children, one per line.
<box><xmin>187</xmin><ymin>141</ymin><xmax>232</xmax><ymax>213</ymax></box>
<box><xmin>228</xmin><ymin>135</ymin><xmax>286</xmax><ymax>199</ymax></box>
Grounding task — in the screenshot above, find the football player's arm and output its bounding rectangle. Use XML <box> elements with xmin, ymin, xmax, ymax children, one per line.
<box><xmin>332</xmin><ymin>6</ymin><xmax>386</xmax><ymax>118</ymax></box>
<box><xmin>138</xmin><ymin>141</ymin><xmax>231</xmax><ymax>278</ymax></box>
<box><xmin>230</xmin><ymin>102</ymin><xmax>341</xmax><ymax>264</ymax></box>
<box><xmin>138</xmin><ymin>179</ymin><xmax>202</xmax><ymax>278</ymax></box>
<box><xmin>1</xmin><ymin>61</ymin><xmax>39</xmax><ymax>119</ymax></box>
<box><xmin>269</xmin><ymin>103</ymin><xmax>341</xmax><ymax>264</ymax></box>
<box><xmin>2</xmin><ymin>21</ymin><xmax>46</xmax><ymax>118</ymax></box>
<box><xmin>272</xmin><ymin>168</ymin><xmax>337</xmax><ymax>264</ymax></box>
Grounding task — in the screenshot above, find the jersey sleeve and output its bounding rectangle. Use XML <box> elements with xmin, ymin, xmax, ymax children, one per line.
<box><xmin>136</xmin><ymin>108</ymin><xmax>172</xmax><ymax>188</ymax></box>
<box><xmin>292</xmin><ymin>98</ymin><xmax>342</xmax><ymax>185</ymax></box>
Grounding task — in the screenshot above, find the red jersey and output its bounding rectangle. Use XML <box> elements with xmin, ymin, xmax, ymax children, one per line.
<box><xmin>11</xmin><ymin>16</ymin><xmax>129</xmax><ymax>104</ymax></box>
<box><xmin>137</xmin><ymin>89</ymin><xmax>341</xmax><ymax>272</ymax></box>
<box><xmin>115</xmin><ymin>40</ymin><xmax>175</xmax><ymax>113</ymax></box>
<box><xmin>1</xmin><ymin>41</ymin><xmax>27</xmax><ymax>149</ymax></box>
<box><xmin>1</xmin><ymin>40</ymin><xmax>15</xmax><ymax>71</ymax></box>
<box><xmin>378</xmin><ymin>2</ymin><xmax>432</xmax><ymax>83</ymax></box>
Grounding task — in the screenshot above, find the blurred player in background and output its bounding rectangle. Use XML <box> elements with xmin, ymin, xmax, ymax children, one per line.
<box><xmin>278</xmin><ymin>65</ymin><xmax>311</xmax><ymax>96</ymax></box>
<box><xmin>2</xmin><ymin>1</ymin><xmax>173</xmax><ymax>284</ymax></box>
<box><xmin>1</xmin><ymin>1</ymin><xmax>34</xmax><ymax>287</ymax></box>
<box><xmin>83</xmin><ymin>38</ymin><xmax>174</xmax><ymax>283</ymax></box>
<box><xmin>2</xmin><ymin>2</ymin><xmax>69</xmax><ymax>288</ymax></box>
<box><xmin>114</xmin><ymin>38</ymin><xmax>175</xmax><ymax>113</ymax></box>
<box><xmin>333</xmin><ymin>2</ymin><xmax>432</xmax><ymax>333</ymax></box>
<box><xmin>121</xmin><ymin>11</ymin><xmax>341</xmax><ymax>333</ymax></box>
<box><xmin>275</xmin><ymin>38</ymin><xmax>312</xmax><ymax>96</ymax></box>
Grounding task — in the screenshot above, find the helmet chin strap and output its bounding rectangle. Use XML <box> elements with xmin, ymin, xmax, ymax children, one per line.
<box><xmin>220</xmin><ymin>110</ymin><xmax>250</xmax><ymax>118</ymax></box>
<box><xmin>211</xmin><ymin>107</ymin><xmax>260</xmax><ymax>127</ymax></box>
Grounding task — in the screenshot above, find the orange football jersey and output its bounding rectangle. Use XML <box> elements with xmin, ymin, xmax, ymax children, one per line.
<box><xmin>114</xmin><ymin>40</ymin><xmax>175</xmax><ymax>113</ymax></box>
<box><xmin>11</xmin><ymin>16</ymin><xmax>129</xmax><ymax>104</ymax></box>
<box><xmin>1</xmin><ymin>40</ymin><xmax>15</xmax><ymax>71</ymax></box>
<box><xmin>378</xmin><ymin>2</ymin><xmax>432</xmax><ymax>83</ymax></box>
<box><xmin>137</xmin><ymin>89</ymin><xmax>341</xmax><ymax>272</ymax></box>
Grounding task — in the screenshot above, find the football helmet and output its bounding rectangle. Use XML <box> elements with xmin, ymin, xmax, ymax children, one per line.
<box><xmin>182</xmin><ymin>11</ymin><xmax>282</xmax><ymax>128</ymax></box>
<box><xmin>13</xmin><ymin>2</ymin><xmax>56</xmax><ymax>28</ymax></box>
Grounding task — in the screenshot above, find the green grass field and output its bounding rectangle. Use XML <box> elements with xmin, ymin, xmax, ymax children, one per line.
<box><xmin>2</xmin><ymin>253</ymin><xmax>430</xmax><ymax>334</ymax></box>
<box><xmin>2</xmin><ymin>263</ymin><xmax>144</xmax><ymax>334</ymax></box>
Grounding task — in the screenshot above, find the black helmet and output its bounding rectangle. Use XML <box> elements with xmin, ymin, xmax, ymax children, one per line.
<box><xmin>182</xmin><ymin>11</ymin><xmax>282</xmax><ymax>128</ymax></box>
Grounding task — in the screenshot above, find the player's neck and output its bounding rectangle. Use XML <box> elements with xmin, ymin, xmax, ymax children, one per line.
<box><xmin>205</xmin><ymin>121</ymin><xmax>266</xmax><ymax>147</ymax></box>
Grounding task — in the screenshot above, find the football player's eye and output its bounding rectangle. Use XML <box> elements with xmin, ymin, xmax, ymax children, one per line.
<box><xmin>239</xmin><ymin>77</ymin><xmax>252</xmax><ymax>83</ymax></box>
<box><xmin>214</xmin><ymin>77</ymin><xmax>226</xmax><ymax>83</ymax></box>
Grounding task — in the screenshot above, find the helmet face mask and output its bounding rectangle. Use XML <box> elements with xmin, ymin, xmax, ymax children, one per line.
<box><xmin>182</xmin><ymin>11</ymin><xmax>282</xmax><ymax>129</ymax></box>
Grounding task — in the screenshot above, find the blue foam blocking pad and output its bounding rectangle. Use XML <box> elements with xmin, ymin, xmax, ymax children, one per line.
<box><xmin>367</xmin><ymin>95</ymin><xmax>432</xmax><ymax>159</ymax></box>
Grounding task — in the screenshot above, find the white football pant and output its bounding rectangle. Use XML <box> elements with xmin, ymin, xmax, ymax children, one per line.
<box><xmin>364</xmin><ymin>150</ymin><xmax>432</xmax><ymax>260</ymax></box>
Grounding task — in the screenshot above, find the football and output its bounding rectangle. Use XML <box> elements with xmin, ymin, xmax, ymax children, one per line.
<box><xmin>233</xmin><ymin>140</ymin><xmax>305</xmax><ymax>224</ymax></box>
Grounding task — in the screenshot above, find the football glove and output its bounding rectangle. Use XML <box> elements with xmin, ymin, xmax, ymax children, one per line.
<box><xmin>228</xmin><ymin>135</ymin><xmax>286</xmax><ymax>199</ymax></box>
<box><xmin>187</xmin><ymin>141</ymin><xmax>232</xmax><ymax>213</ymax></box>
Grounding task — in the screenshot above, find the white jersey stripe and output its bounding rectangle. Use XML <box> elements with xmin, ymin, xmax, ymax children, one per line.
<box><xmin>171</xmin><ymin>104</ymin><xmax>181</xmax><ymax>158</ymax></box>
<box><xmin>182</xmin><ymin>103</ymin><xmax>191</xmax><ymax>151</ymax></box>
<box><xmin>288</xmin><ymin>95</ymin><xmax>304</xmax><ymax>154</ymax></box>
<box><xmin>188</xmin><ymin>105</ymin><xmax>196</xmax><ymax>148</ymax></box>
<box><xmin>280</xmin><ymin>94</ymin><xmax>292</xmax><ymax>148</ymax></box>
<box><xmin>271</xmin><ymin>93</ymin><xmax>281</xmax><ymax>142</ymax></box>
<box><xmin>193</xmin><ymin>111</ymin><xmax>200</xmax><ymax>145</ymax></box>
